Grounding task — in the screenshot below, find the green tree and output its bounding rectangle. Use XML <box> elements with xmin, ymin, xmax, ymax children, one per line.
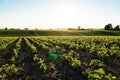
<box><xmin>5</xmin><ymin>27</ymin><xmax>7</xmax><ymax>30</ymax></box>
<box><xmin>114</xmin><ymin>25</ymin><xmax>120</xmax><ymax>30</ymax></box>
<box><xmin>104</xmin><ymin>24</ymin><xmax>113</xmax><ymax>30</ymax></box>
<box><xmin>24</xmin><ymin>28</ymin><xmax>28</xmax><ymax>30</ymax></box>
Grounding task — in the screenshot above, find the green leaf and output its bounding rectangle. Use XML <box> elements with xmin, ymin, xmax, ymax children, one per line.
<box><xmin>88</xmin><ymin>72</ymin><xmax>101</xmax><ymax>79</ymax></box>
<box><xmin>72</xmin><ymin>59</ymin><xmax>81</xmax><ymax>67</ymax></box>
<box><xmin>105</xmin><ymin>73</ymin><xmax>116</xmax><ymax>80</ymax></box>
<box><xmin>11</xmin><ymin>64</ymin><xmax>15</xmax><ymax>68</ymax></box>
<box><xmin>2</xmin><ymin>74</ymin><xmax>6</xmax><ymax>78</ymax></box>
<box><xmin>0</xmin><ymin>75</ymin><xmax>2</xmax><ymax>78</ymax></box>
<box><xmin>94</xmin><ymin>68</ymin><xmax>105</xmax><ymax>75</ymax></box>
<box><xmin>0</xmin><ymin>68</ymin><xmax>3</xmax><ymax>73</ymax></box>
<box><xmin>13</xmin><ymin>68</ymin><xmax>18</xmax><ymax>73</ymax></box>
<box><xmin>112</xmin><ymin>76</ymin><xmax>116</xmax><ymax>79</ymax></box>
<box><xmin>40</xmin><ymin>64</ymin><xmax>47</xmax><ymax>73</ymax></box>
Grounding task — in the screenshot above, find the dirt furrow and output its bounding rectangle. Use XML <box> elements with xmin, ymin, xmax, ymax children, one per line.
<box><xmin>0</xmin><ymin>38</ymin><xmax>19</xmax><ymax>64</ymax></box>
<box><xmin>17</xmin><ymin>38</ymin><xmax>41</xmax><ymax>80</ymax></box>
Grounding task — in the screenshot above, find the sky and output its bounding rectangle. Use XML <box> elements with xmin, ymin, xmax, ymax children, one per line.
<box><xmin>0</xmin><ymin>0</ymin><xmax>120</xmax><ymax>29</ymax></box>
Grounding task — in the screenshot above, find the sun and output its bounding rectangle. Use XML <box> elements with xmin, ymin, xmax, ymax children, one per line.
<box><xmin>46</xmin><ymin>1</ymin><xmax>81</xmax><ymax>28</ymax></box>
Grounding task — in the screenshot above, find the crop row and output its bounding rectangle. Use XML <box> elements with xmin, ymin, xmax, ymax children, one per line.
<box><xmin>0</xmin><ymin>37</ymin><xmax>18</xmax><ymax>51</ymax></box>
<box><xmin>27</xmin><ymin>36</ymin><xmax>120</xmax><ymax>80</ymax></box>
<box><xmin>0</xmin><ymin>36</ymin><xmax>120</xmax><ymax>80</ymax></box>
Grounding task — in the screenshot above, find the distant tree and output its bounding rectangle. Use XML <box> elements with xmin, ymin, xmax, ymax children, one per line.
<box><xmin>5</xmin><ymin>27</ymin><xmax>8</xmax><ymax>30</ymax></box>
<box><xmin>35</xmin><ymin>28</ymin><xmax>39</xmax><ymax>30</ymax></box>
<box><xmin>81</xmin><ymin>28</ymin><xmax>84</xmax><ymax>30</ymax></box>
<box><xmin>24</xmin><ymin>28</ymin><xmax>28</xmax><ymax>30</ymax></box>
<box><xmin>78</xmin><ymin>26</ymin><xmax>81</xmax><ymax>30</ymax></box>
<box><xmin>114</xmin><ymin>25</ymin><xmax>120</xmax><ymax>30</ymax></box>
<box><xmin>104</xmin><ymin>24</ymin><xmax>113</xmax><ymax>30</ymax></box>
<box><xmin>68</xmin><ymin>28</ymin><xmax>74</xmax><ymax>30</ymax></box>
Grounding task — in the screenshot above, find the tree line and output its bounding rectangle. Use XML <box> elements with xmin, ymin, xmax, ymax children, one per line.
<box><xmin>104</xmin><ymin>24</ymin><xmax>120</xmax><ymax>30</ymax></box>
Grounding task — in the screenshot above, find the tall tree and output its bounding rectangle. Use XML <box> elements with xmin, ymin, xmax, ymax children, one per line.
<box><xmin>104</xmin><ymin>24</ymin><xmax>113</xmax><ymax>30</ymax></box>
<box><xmin>5</xmin><ymin>27</ymin><xmax>8</xmax><ymax>30</ymax></box>
<box><xmin>114</xmin><ymin>25</ymin><xmax>120</xmax><ymax>30</ymax></box>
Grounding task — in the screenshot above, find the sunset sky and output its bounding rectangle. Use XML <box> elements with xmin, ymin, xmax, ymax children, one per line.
<box><xmin>0</xmin><ymin>0</ymin><xmax>120</xmax><ymax>29</ymax></box>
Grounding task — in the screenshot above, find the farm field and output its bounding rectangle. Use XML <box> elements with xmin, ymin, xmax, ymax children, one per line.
<box><xmin>0</xmin><ymin>36</ymin><xmax>120</xmax><ymax>80</ymax></box>
<box><xmin>0</xmin><ymin>29</ymin><xmax>120</xmax><ymax>36</ymax></box>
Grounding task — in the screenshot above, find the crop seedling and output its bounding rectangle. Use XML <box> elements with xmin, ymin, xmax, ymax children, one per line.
<box><xmin>33</xmin><ymin>54</ymin><xmax>39</xmax><ymax>61</ymax></box>
<box><xmin>0</xmin><ymin>64</ymin><xmax>19</xmax><ymax>79</ymax></box>
<box><xmin>90</xmin><ymin>59</ymin><xmax>105</xmax><ymax>68</ymax></box>
<box><xmin>71</xmin><ymin>58</ymin><xmax>81</xmax><ymax>67</ymax></box>
<box><xmin>11</xmin><ymin>57</ymin><xmax>15</xmax><ymax>63</ymax></box>
<box><xmin>88</xmin><ymin>68</ymin><xmax>105</xmax><ymax>80</ymax></box>
<box><xmin>105</xmin><ymin>73</ymin><xmax>116</xmax><ymax>80</ymax></box>
<box><xmin>40</xmin><ymin>64</ymin><xmax>47</xmax><ymax>73</ymax></box>
<box><xmin>38</xmin><ymin>58</ymin><xmax>47</xmax><ymax>73</ymax></box>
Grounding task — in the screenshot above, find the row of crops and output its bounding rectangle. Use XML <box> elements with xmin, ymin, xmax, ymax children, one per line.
<box><xmin>0</xmin><ymin>36</ymin><xmax>120</xmax><ymax>80</ymax></box>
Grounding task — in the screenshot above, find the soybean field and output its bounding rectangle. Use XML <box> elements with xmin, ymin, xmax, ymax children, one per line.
<box><xmin>0</xmin><ymin>36</ymin><xmax>120</xmax><ymax>80</ymax></box>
